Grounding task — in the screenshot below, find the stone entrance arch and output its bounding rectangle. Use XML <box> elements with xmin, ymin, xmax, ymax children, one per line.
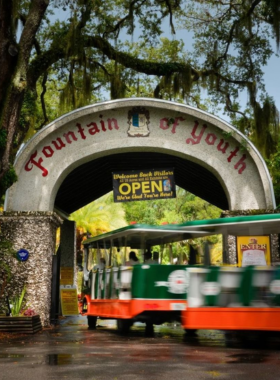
<box><xmin>5</xmin><ymin>98</ymin><xmax>275</xmax><ymax>212</ymax></box>
<box><xmin>1</xmin><ymin>98</ymin><xmax>276</xmax><ymax>325</ymax></box>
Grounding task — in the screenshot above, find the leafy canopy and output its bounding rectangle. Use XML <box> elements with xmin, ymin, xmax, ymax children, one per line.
<box><xmin>1</xmin><ymin>0</ymin><xmax>280</xmax><ymax>197</ymax></box>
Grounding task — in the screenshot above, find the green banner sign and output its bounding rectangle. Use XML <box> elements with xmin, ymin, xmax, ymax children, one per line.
<box><xmin>112</xmin><ymin>168</ymin><xmax>176</xmax><ymax>202</ymax></box>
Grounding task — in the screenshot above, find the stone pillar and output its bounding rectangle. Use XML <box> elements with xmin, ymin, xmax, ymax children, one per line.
<box><xmin>226</xmin><ymin>235</ymin><xmax>237</xmax><ymax>265</ymax></box>
<box><xmin>60</xmin><ymin>220</ymin><xmax>77</xmax><ymax>286</ymax></box>
<box><xmin>0</xmin><ymin>212</ymin><xmax>62</xmax><ymax>326</ymax></box>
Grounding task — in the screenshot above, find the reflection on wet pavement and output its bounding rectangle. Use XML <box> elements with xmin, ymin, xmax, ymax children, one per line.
<box><xmin>226</xmin><ymin>353</ymin><xmax>268</xmax><ymax>364</ymax></box>
<box><xmin>1</xmin><ymin>315</ymin><xmax>280</xmax><ymax>380</ymax></box>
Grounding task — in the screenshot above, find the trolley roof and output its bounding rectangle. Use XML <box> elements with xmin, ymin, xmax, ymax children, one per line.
<box><xmin>178</xmin><ymin>213</ymin><xmax>280</xmax><ymax>236</ymax></box>
<box><xmin>82</xmin><ymin>223</ymin><xmax>208</xmax><ymax>249</ymax></box>
<box><xmin>82</xmin><ymin>213</ymin><xmax>280</xmax><ymax>249</ymax></box>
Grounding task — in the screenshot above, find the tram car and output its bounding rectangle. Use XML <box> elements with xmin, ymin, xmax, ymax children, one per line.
<box><xmin>79</xmin><ymin>224</ymin><xmax>200</xmax><ymax>333</ymax></box>
<box><xmin>80</xmin><ymin>213</ymin><xmax>280</xmax><ymax>336</ymax></box>
<box><xmin>178</xmin><ymin>214</ymin><xmax>280</xmax><ymax>335</ymax></box>
<box><xmin>182</xmin><ymin>265</ymin><xmax>280</xmax><ymax>334</ymax></box>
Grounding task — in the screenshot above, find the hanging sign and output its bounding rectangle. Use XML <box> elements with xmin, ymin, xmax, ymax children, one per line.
<box><xmin>112</xmin><ymin>168</ymin><xmax>176</xmax><ymax>202</ymax></box>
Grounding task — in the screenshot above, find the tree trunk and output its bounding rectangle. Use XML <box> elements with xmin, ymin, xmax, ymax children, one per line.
<box><xmin>0</xmin><ymin>1</ymin><xmax>17</xmax><ymax>108</ymax></box>
<box><xmin>0</xmin><ymin>0</ymin><xmax>49</xmax><ymax>197</ymax></box>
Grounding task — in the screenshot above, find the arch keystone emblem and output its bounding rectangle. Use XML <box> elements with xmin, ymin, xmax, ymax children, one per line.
<box><xmin>127</xmin><ymin>107</ymin><xmax>150</xmax><ymax>137</ymax></box>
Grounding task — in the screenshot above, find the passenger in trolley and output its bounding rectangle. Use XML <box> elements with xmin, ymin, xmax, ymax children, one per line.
<box><xmin>125</xmin><ymin>251</ymin><xmax>139</xmax><ymax>266</ymax></box>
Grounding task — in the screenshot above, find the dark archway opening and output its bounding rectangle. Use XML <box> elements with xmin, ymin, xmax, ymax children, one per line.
<box><xmin>55</xmin><ymin>152</ymin><xmax>228</xmax><ymax>215</ymax></box>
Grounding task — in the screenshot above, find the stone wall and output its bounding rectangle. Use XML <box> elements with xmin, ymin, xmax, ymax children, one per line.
<box><xmin>0</xmin><ymin>212</ymin><xmax>62</xmax><ymax>326</ymax></box>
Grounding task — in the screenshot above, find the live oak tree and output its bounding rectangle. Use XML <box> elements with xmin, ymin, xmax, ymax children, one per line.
<box><xmin>1</xmin><ymin>0</ymin><xmax>280</xmax><ymax>199</ymax></box>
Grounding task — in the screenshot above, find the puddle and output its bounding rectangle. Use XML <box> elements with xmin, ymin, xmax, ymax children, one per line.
<box><xmin>0</xmin><ymin>353</ymin><xmax>111</xmax><ymax>366</ymax></box>
<box><xmin>48</xmin><ymin>354</ymin><xmax>73</xmax><ymax>365</ymax></box>
<box><xmin>0</xmin><ymin>353</ymin><xmax>76</xmax><ymax>365</ymax></box>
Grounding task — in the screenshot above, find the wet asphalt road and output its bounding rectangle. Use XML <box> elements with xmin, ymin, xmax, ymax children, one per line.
<box><xmin>1</xmin><ymin>316</ymin><xmax>280</xmax><ymax>380</ymax></box>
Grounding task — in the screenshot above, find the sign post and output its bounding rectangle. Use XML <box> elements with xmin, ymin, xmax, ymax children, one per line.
<box><xmin>60</xmin><ymin>267</ymin><xmax>74</xmax><ymax>285</ymax></box>
<box><xmin>60</xmin><ymin>287</ymin><xmax>79</xmax><ymax>316</ymax></box>
<box><xmin>237</xmin><ymin>236</ymin><xmax>271</xmax><ymax>266</ymax></box>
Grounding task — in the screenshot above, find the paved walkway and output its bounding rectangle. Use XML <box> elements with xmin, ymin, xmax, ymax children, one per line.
<box><xmin>1</xmin><ymin>316</ymin><xmax>280</xmax><ymax>380</ymax></box>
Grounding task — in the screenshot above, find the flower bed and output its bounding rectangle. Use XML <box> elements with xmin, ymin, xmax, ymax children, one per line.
<box><xmin>0</xmin><ymin>315</ymin><xmax>42</xmax><ymax>334</ymax></box>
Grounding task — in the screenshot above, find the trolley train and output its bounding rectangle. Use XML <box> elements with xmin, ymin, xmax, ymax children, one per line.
<box><xmin>79</xmin><ymin>213</ymin><xmax>280</xmax><ymax>335</ymax></box>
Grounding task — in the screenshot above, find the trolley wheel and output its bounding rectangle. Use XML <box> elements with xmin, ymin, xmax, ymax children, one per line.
<box><xmin>87</xmin><ymin>316</ymin><xmax>97</xmax><ymax>329</ymax></box>
<box><xmin>117</xmin><ymin>319</ymin><xmax>132</xmax><ymax>334</ymax></box>
<box><xmin>236</xmin><ymin>330</ymin><xmax>268</xmax><ymax>348</ymax></box>
<box><xmin>145</xmin><ymin>321</ymin><xmax>154</xmax><ymax>336</ymax></box>
<box><xmin>184</xmin><ymin>329</ymin><xmax>197</xmax><ymax>337</ymax></box>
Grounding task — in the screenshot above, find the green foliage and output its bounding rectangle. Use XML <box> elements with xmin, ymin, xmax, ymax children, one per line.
<box><xmin>0</xmin><ymin>259</ymin><xmax>12</xmax><ymax>285</ymax></box>
<box><xmin>0</xmin><ymin>130</ymin><xmax>7</xmax><ymax>150</ymax></box>
<box><xmin>16</xmin><ymin>0</ymin><xmax>280</xmax><ymax>131</ymax></box>
<box><xmin>10</xmin><ymin>286</ymin><xmax>26</xmax><ymax>316</ymax></box>
<box><xmin>69</xmin><ymin>188</ymin><xmax>223</xmax><ymax>265</ymax></box>
<box><xmin>1</xmin><ymin>0</ymin><xmax>280</xmax><ymax>198</ymax></box>
<box><xmin>251</xmin><ymin>97</ymin><xmax>279</xmax><ymax>157</ymax></box>
<box><xmin>0</xmin><ymin>238</ymin><xmax>16</xmax><ymax>301</ymax></box>
<box><xmin>18</xmin><ymin>90</ymin><xmax>38</xmax><ymax>128</ymax></box>
<box><xmin>0</xmin><ymin>239</ymin><xmax>16</xmax><ymax>267</ymax></box>
<box><xmin>266</xmin><ymin>146</ymin><xmax>280</xmax><ymax>207</ymax></box>
<box><xmin>261</xmin><ymin>0</ymin><xmax>280</xmax><ymax>47</ymax></box>
<box><xmin>70</xmin><ymin>192</ymin><xmax>126</xmax><ymax>237</ymax></box>
<box><xmin>123</xmin><ymin>187</ymin><xmax>221</xmax><ymax>262</ymax></box>
<box><xmin>0</xmin><ymin>165</ymin><xmax>17</xmax><ymax>195</ymax></box>
<box><xmin>123</xmin><ymin>187</ymin><xmax>221</xmax><ymax>225</ymax></box>
<box><xmin>111</xmin><ymin>71</ymin><xmax>127</xmax><ymax>99</ymax></box>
